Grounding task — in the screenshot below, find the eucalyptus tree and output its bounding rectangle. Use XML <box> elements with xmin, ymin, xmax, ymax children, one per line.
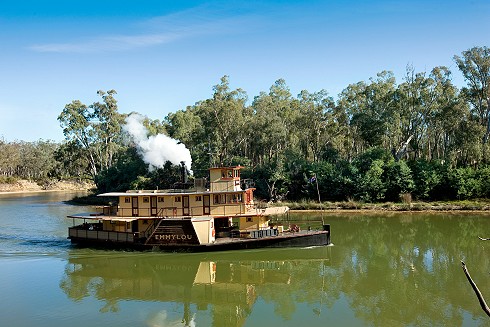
<box><xmin>191</xmin><ymin>76</ymin><xmax>251</xmax><ymax>168</ymax></box>
<box><xmin>422</xmin><ymin>66</ymin><xmax>462</xmax><ymax>161</ymax></box>
<box><xmin>250</xmin><ymin>79</ymin><xmax>298</xmax><ymax>165</ymax></box>
<box><xmin>58</xmin><ymin>100</ymin><xmax>97</xmax><ymax>176</ymax></box>
<box><xmin>337</xmin><ymin>81</ymin><xmax>367</xmax><ymax>159</ymax></box>
<box><xmin>396</xmin><ymin>65</ymin><xmax>428</xmax><ymax>160</ymax></box>
<box><xmin>90</xmin><ymin>90</ymin><xmax>125</xmax><ymax>171</ymax></box>
<box><xmin>58</xmin><ymin>90</ymin><xmax>124</xmax><ymax>179</ymax></box>
<box><xmin>296</xmin><ymin>89</ymin><xmax>338</xmax><ymax>162</ymax></box>
<box><xmin>338</xmin><ymin>71</ymin><xmax>397</xmax><ymax>158</ymax></box>
<box><xmin>395</xmin><ymin>66</ymin><xmax>462</xmax><ymax>161</ymax></box>
<box><xmin>0</xmin><ymin>140</ymin><xmax>20</xmax><ymax>177</ymax></box>
<box><xmin>454</xmin><ymin>46</ymin><xmax>490</xmax><ymax>145</ymax></box>
<box><xmin>165</xmin><ymin>107</ymin><xmax>205</xmax><ymax>173</ymax></box>
<box><xmin>54</xmin><ymin>141</ymin><xmax>90</xmax><ymax>181</ymax></box>
<box><xmin>20</xmin><ymin>140</ymin><xmax>59</xmax><ymax>180</ymax></box>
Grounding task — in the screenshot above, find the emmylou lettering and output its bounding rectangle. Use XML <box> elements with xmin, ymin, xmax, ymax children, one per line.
<box><xmin>155</xmin><ymin>234</ymin><xmax>193</xmax><ymax>241</ymax></box>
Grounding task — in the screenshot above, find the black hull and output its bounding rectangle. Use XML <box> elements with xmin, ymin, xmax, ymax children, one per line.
<box><xmin>69</xmin><ymin>230</ymin><xmax>331</xmax><ymax>252</ymax></box>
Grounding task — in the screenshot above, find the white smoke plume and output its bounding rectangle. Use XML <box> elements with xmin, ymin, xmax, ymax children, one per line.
<box><xmin>123</xmin><ymin>113</ymin><xmax>192</xmax><ymax>173</ymax></box>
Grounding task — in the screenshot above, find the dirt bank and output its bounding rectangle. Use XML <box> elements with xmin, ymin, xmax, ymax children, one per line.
<box><xmin>0</xmin><ymin>179</ymin><xmax>95</xmax><ymax>194</ymax></box>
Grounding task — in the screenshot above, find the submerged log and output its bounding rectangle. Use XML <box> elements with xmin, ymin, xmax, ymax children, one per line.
<box><xmin>461</xmin><ymin>261</ymin><xmax>490</xmax><ymax>317</ymax></box>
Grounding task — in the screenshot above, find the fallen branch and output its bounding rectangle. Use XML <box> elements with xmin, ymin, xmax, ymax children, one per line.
<box><xmin>479</xmin><ymin>236</ymin><xmax>490</xmax><ymax>241</ymax></box>
<box><xmin>461</xmin><ymin>261</ymin><xmax>490</xmax><ymax>317</ymax></box>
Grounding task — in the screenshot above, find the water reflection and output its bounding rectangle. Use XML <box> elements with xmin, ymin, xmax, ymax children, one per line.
<box><xmin>58</xmin><ymin>212</ymin><xmax>490</xmax><ymax>326</ymax></box>
<box><xmin>60</xmin><ymin>247</ymin><xmax>332</xmax><ymax>326</ymax></box>
<box><xmin>2</xmin><ymin>192</ymin><xmax>488</xmax><ymax>326</ymax></box>
<box><xmin>326</xmin><ymin>212</ymin><xmax>490</xmax><ymax>327</ymax></box>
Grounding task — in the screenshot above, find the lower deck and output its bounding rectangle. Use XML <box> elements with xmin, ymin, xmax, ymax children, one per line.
<box><xmin>68</xmin><ymin>223</ymin><xmax>331</xmax><ymax>252</ymax></box>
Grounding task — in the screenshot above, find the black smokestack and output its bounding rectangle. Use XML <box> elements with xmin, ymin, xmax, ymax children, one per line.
<box><xmin>180</xmin><ymin>161</ymin><xmax>188</xmax><ymax>184</ymax></box>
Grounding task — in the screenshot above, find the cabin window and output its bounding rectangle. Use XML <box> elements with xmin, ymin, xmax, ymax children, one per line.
<box><xmin>195</xmin><ymin>196</ymin><xmax>202</xmax><ymax>201</ymax></box>
<box><xmin>234</xmin><ymin>169</ymin><xmax>239</xmax><ymax>178</ymax></box>
<box><xmin>231</xmin><ymin>193</ymin><xmax>242</xmax><ymax>203</ymax></box>
<box><xmin>221</xmin><ymin>169</ymin><xmax>233</xmax><ymax>178</ymax></box>
<box><xmin>126</xmin><ymin>222</ymin><xmax>131</xmax><ymax>229</ymax></box>
<box><xmin>143</xmin><ymin>220</ymin><xmax>148</xmax><ymax>225</ymax></box>
<box><xmin>125</xmin><ymin>197</ymin><xmax>130</xmax><ymax>203</ymax></box>
<box><xmin>175</xmin><ymin>196</ymin><xmax>181</xmax><ymax>202</ymax></box>
<box><xmin>213</xmin><ymin>194</ymin><xmax>226</xmax><ymax>204</ymax></box>
<box><xmin>246</xmin><ymin>217</ymin><xmax>253</xmax><ymax>222</ymax></box>
<box><xmin>158</xmin><ymin>197</ymin><xmax>164</xmax><ymax>202</ymax></box>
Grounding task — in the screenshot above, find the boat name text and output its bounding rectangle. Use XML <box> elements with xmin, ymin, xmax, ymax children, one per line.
<box><xmin>154</xmin><ymin>234</ymin><xmax>193</xmax><ymax>240</ymax></box>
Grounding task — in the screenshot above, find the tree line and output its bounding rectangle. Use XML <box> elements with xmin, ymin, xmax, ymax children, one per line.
<box><xmin>1</xmin><ymin>46</ymin><xmax>489</xmax><ymax>202</ymax></box>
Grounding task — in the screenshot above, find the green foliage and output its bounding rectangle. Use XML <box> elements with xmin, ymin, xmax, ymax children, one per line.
<box><xmin>57</xmin><ymin>90</ymin><xmax>124</xmax><ymax>177</ymax></box>
<box><xmin>447</xmin><ymin>167</ymin><xmax>481</xmax><ymax>200</ymax></box>
<box><xmin>353</xmin><ymin>147</ymin><xmax>392</xmax><ymax>174</ymax></box>
<box><xmin>383</xmin><ymin>160</ymin><xmax>414</xmax><ymax>201</ymax></box>
<box><xmin>356</xmin><ymin>159</ymin><xmax>386</xmax><ymax>202</ymax></box>
<box><xmin>409</xmin><ymin>160</ymin><xmax>444</xmax><ymax>200</ymax></box>
<box><xmin>95</xmin><ymin>148</ymin><xmax>184</xmax><ymax>193</ymax></box>
<box><xmin>94</xmin><ymin>147</ymin><xmax>147</xmax><ymax>193</ymax></box>
<box><xmin>477</xmin><ymin>166</ymin><xmax>490</xmax><ymax>198</ymax></box>
<box><xmin>251</xmin><ymin>158</ymin><xmax>290</xmax><ymax>201</ymax></box>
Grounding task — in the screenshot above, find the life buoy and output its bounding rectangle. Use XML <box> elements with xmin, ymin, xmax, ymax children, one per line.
<box><xmin>212</xmin><ymin>229</ymin><xmax>215</xmax><ymax>237</ymax></box>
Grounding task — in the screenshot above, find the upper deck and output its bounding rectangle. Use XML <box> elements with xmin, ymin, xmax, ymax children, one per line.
<box><xmin>92</xmin><ymin>166</ymin><xmax>260</xmax><ymax>219</ymax></box>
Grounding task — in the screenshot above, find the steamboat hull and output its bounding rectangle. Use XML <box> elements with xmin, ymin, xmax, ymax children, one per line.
<box><xmin>68</xmin><ymin>229</ymin><xmax>330</xmax><ymax>252</ymax></box>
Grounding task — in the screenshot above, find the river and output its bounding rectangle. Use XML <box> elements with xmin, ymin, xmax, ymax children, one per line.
<box><xmin>0</xmin><ymin>192</ymin><xmax>489</xmax><ymax>326</ymax></box>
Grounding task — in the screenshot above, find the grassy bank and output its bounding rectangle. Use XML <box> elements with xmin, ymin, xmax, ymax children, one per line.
<box><xmin>274</xmin><ymin>199</ymin><xmax>490</xmax><ymax>212</ymax></box>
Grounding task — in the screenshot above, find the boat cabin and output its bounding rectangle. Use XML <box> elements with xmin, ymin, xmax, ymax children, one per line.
<box><xmin>68</xmin><ymin>166</ymin><xmax>287</xmax><ymax>247</ymax></box>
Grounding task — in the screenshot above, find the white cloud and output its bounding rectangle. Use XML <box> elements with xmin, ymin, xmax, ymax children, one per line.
<box><xmin>28</xmin><ymin>5</ymin><xmax>259</xmax><ymax>54</ymax></box>
<box><xmin>29</xmin><ymin>33</ymin><xmax>179</xmax><ymax>53</ymax></box>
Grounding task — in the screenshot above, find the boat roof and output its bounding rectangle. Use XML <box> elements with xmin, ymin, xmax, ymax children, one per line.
<box><xmin>97</xmin><ymin>189</ymin><xmax>254</xmax><ymax>197</ymax></box>
<box><xmin>67</xmin><ymin>207</ymin><xmax>288</xmax><ymax>220</ymax></box>
<box><xmin>67</xmin><ymin>213</ymin><xmax>214</xmax><ymax>221</ymax></box>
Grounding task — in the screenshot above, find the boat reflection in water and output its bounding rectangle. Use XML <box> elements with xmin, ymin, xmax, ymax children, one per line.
<box><xmin>60</xmin><ymin>246</ymin><xmax>332</xmax><ymax>326</ymax></box>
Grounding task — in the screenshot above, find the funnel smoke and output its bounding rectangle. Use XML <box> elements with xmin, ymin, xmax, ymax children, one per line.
<box><xmin>123</xmin><ymin>113</ymin><xmax>192</xmax><ymax>173</ymax></box>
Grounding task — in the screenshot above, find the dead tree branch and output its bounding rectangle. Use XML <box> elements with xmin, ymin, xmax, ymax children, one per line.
<box><xmin>479</xmin><ymin>236</ymin><xmax>490</xmax><ymax>241</ymax></box>
<box><xmin>461</xmin><ymin>261</ymin><xmax>490</xmax><ymax>317</ymax></box>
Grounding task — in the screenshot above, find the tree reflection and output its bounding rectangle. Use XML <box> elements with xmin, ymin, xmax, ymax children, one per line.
<box><xmin>324</xmin><ymin>212</ymin><xmax>490</xmax><ymax>326</ymax></box>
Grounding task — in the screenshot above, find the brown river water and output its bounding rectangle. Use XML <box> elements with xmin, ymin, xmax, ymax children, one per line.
<box><xmin>0</xmin><ymin>192</ymin><xmax>489</xmax><ymax>326</ymax></box>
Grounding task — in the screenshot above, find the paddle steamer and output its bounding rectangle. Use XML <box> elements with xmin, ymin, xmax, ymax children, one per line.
<box><xmin>67</xmin><ymin>165</ymin><xmax>330</xmax><ymax>251</ymax></box>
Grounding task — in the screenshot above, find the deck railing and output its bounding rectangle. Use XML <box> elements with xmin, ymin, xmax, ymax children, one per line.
<box><xmin>69</xmin><ymin>226</ymin><xmax>135</xmax><ymax>243</ymax></box>
<box><xmin>112</xmin><ymin>203</ymin><xmax>259</xmax><ymax>218</ymax></box>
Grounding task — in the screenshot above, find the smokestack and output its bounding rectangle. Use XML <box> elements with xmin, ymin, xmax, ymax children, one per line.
<box><xmin>180</xmin><ymin>161</ymin><xmax>188</xmax><ymax>184</ymax></box>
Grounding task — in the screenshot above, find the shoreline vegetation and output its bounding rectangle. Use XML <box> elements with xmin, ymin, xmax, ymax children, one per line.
<box><xmin>281</xmin><ymin>200</ymin><xmax>490</xmax><ymax>213</ymax></box>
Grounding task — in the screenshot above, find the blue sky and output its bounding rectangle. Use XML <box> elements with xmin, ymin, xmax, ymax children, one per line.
<box><xmin>1</xmin><ymin>0</ymin><xmax>489</xmax><ymax>142</ymax></box>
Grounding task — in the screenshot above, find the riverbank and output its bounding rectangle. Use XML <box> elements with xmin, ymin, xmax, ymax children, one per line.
<box><xmin>0</xmin><ymin>179</ymin><xmax>95</xmax><ymax>194</ymax></box>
